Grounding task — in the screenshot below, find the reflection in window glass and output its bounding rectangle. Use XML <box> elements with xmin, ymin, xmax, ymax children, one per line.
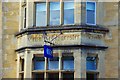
<box><xmin>86</xmin><ymin>2</ymin><xmax>96</xmax><ymax>25</ymax></box>
<box><xmin>36</xmin><ymin>3</ymin><xmax>46</xmax><ymax>26</ymax></box>
<box><xmin>64</xmin><ymin>2</ymin><xmax>74</xmax><ymax>24</ymax></box>
<box><xmin>50</xmin><ymin>2</ymin><xmax>60</xmax><ymax>25</ymax></box>
<box><xmin>34</xmin><ymin>57</ymin><xmax>45</xmax><ymax>70</ymax></box>
<box><xmin>86</xmin><ymin>57</ymin><xmax>97</xmax><ymax>70</ymax></box>
<box><xmin>63</xmin><ymin>56</ymin><xmax>74</xmax><ymax>70</ymax></box>
<box><xmin>48</xmin><ymin>57</ymin><xmax>59</xmax><ymax>70</ymax></box>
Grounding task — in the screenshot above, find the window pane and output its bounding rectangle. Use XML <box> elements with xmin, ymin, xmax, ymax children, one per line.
<box><xmin>86</xmin><ymin>2</ymin><xmax>95</xmax><ymax>10</ymax></box>
<box><xmin>33</xmin><ymin>73</ymin><xmax>44</xmax><ymax>79</ymax></box>
<box><xmin>34</xmin><ymin>57</ymin><xmax>45</xmax><ymax>70</ymax></box>
<box><xmin>63</xmin><ymin>73</ymin><xmax>74</xmax><ymax>80</ymax></box>
<box><xmin>63</xmin><ymin>61</ymin><xmax>74</xmax><ymax>70</ymax></box>
<box><xmin>64</xmin><ymin>2</ymin><xmax>74</xmax><ymax>24</ymax></box>
<box><xmin>24</xmin><ymin>8</ymin><xmax>26</xmax><ymax>28</ymax></box>
<box><xmin>20</xmin><ymin>59</ymin><xmax>24</xmax><ymax>71</ymax></box>
<box><xmin>48</xmin><ymin>57</ymin><xmax>59</xmax><ymax>70</ymax></box>
<box><xmin>48</xmin><ymin>73</ymin><xmax>59</xmax><ymax>80</ymax></box>
<box><xmin>63</xmin><ymin>56</ymin><xmax>74</xmax><ymax>70</ymax></box>
<box><xmin>86</xmin><ymin>10</ymin><xmax>95</xmax><ymax>24</ymax></box>
<box><xmin>36</xmin><ymin>3</ymin><xmax>46</xmax><ymax>26</ymax></box>
<box><xmin>86</xmin><ymin>2</ymin><xmax>96</xmax><ymax>25</ymax></box>
<box><xmin>87</xmin><ymin>73</ymin><xmax>98</xmax><ymax>80</ymax></box>
<box><xmin>50</xmin><ymin>2</ymin><xmax>60</xmax><ymax>25</ymax></box>
<box><xmin>86</xmin><ymin>57</ymin><xmax>97</xmax><ymax>70</ymax></box>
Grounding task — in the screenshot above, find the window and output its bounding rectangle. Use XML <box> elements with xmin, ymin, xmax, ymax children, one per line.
<box><xmin>33</xmin><ymin>73</ymin><xmax>44</xmax><ymax>80</ymax></box>
<box><xmin>23</xmin><ymin>7</ymin><xmax>26</xmax><ymax>28</ymax></box>
<box><xmin>34</xmin><ymin>57</ymin><xmax>45</xmax><ymax>70</ymax></box>
<box><xmin>86</xmin><ymin>56</ymin><xmax>97</xmax><ymax>70</ymax></box>
<box><xmin>50</xmin><ymin>2</ymin><xmax>60</xmax><ymax>25</ymax></box>
<box><xmin>62</xmin><ymin>56</ymin><xmax>74</xmax><ymax>70</ymax></box>
<box><xmin>48</xmin><ymin>73</ymin><xmax>59</xmax><ymax>80</ymax></box>
<box><xmin>20</xmin><ymin>73</ymin><xmax>24</xmax><ymax>80</ymax></box>
<box><xmin>63</xmin><ymin>72</ymin><xmax>74</xmax><ymax>80</ymax></box>
<box><xmin>87</xmin><ymin>73</ymin><xmax>98</xmax><ymax>80</ymax></box>
<box><xmin>20</xmin><ymin>59</ymin><xmax>24</xmax><ymax>71</ymax></box>
<box><xmin>64</xmin><ymin>2</ymin><xmax>74</xmax><ymax>24</ymax></box>
<box><xmin>36</xmin><ymin>3</ymin><xmax>46</xmax><ymax>26</ymax></box>
<box><xmin>48</xmin><ymin>57</ymin><xmax>59</xmax><ymax>70</ymax></box>
<box><xmin>86</xmin><ymin>2</ymin><xmax>96</xmax><ymax>25</ymax></box>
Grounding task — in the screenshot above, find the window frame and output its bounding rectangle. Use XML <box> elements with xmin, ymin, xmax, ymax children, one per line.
<box><xmin>86</xmin><ymin>1</ymin><xmax>96</xmax><ymax>25</ymax></box>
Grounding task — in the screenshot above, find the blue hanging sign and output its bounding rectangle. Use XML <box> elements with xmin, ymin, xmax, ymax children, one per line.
<box><xmin>44</xmin><ymin>45</ymin><xmax>53</xmax><ymax>58</ymax></box>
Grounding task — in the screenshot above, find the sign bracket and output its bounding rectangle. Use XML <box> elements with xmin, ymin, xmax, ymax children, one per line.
<box><xmin>43</xmin><ymin>30</ymin><xmax>63</xmax><ymax>45</ymax></box>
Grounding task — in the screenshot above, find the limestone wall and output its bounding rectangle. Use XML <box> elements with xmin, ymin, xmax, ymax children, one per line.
<box><xmin>2</xmin><ymin>2</ymin><xmax>19</xmax><ymax>78</ymax></box>
<box><xmin>0</xmin><ymin>0</ymin><xmax>2</xmax><ymax>79</ymax></box>
<box><xmin>103</xmin><ymin>2</ymin><xmax>119</xmax><ymax>78</ymax></box>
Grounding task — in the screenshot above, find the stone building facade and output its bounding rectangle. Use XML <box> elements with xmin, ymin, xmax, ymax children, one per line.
<box><xmin>1</xmin><ymin>0</ymin><xmax>119</xmax><ymax>79</ymax></box>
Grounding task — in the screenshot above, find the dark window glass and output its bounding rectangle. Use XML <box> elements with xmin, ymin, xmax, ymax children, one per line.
<box><xmin>87</xmin><ymin>73</ymin><xmax>98</xmax><ymax>80</ymax></box>
<box><xmin>33</xmin><ymin>73</ymin><xmax>44</xmax><ymax>80</ymax></box>
<box><xmin>36</xmin><ymin>3</ymin><xmax>46</xmax><ymax>26</ymax></box>
<box><xmin>20</xmin><ymin>73</ymin><xmax>24</xmax><ymax>80</ymax></box>
<box><xmin>86</xmin><ymin>2</ymin><xmax>96</xmax><ymax>25</ymax></box>
<box><xmin>50</xmin><ymin>2</ymin><xmax>60</xmax><ymax>25</ymax></box>
<box><xmin>48</xmin><ymin>73</ymin><xmax>59</xmax><ymax>80</ymax></box>
<box><xmin>86</xmin><ymin>57</ymin><xmax>97</xmax><ymax>70</ymax></box>
<box><xmin>63</xmin><ymin>56</ymin><xmax>74</xmax><ymax>70</ymax></box>
<box><xmin>24</xmin><ymin>8</ymin><xmax>26</xmax><ymax>28</ymax></box>
<box><xmin>64</xmin><ymin>2</ymin><xmax>74</xmax><ymax>24</ymax></box>
<box><xmin>21</xmin><ymin>59</ymin><xmax>24</xmax><ymax>71</ymax></box>
<box><xmin>34</xmin><ymin>57</ymin><xmax>45</xmax><ymax>70</ymax></box>
<box><xmin>48</xmin><ymin>57</ymin><xmax>59</xmax><ymax>70</ymax></box>
<box><xmin>63</xmin><ymin>73</ymin><xmax>74</xmax><ymax>80</ymax></box>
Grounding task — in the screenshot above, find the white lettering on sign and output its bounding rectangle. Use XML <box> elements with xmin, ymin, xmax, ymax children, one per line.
<box><xmin>46</xmin><ymin>48</ymin><xmax>52</xmax><ymax>56</ymax></box>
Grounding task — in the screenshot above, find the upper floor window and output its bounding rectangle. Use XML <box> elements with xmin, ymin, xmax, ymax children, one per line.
<box><xmin>36</xmin><ymin>3</ymin><xmax>46</xmax><ymax>26</ymax></box>
<box><xmin>64</xmin><ymin>2</ymin><xmax>74</xmax><ymax>25</ymax></box>
<box><xmin>86</xmin><ymin>2</ymin><xmax>96</xmax><ymax>25</ymax></box>
<box><xmin>23</xmin><ymin>7</ymin><xmax>26</xmax><ymax>28</ymax></box>
<box><xmin>50</xmin><ymin>2</ymin><xmax>60</xmax><ymax>25</ymax></box>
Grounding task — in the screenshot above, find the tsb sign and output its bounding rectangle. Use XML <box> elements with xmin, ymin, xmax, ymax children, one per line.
<box><xmin>44</xmin><ymin>45</ymin><xmax>53</xmax><ymax>58</ymax></box>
